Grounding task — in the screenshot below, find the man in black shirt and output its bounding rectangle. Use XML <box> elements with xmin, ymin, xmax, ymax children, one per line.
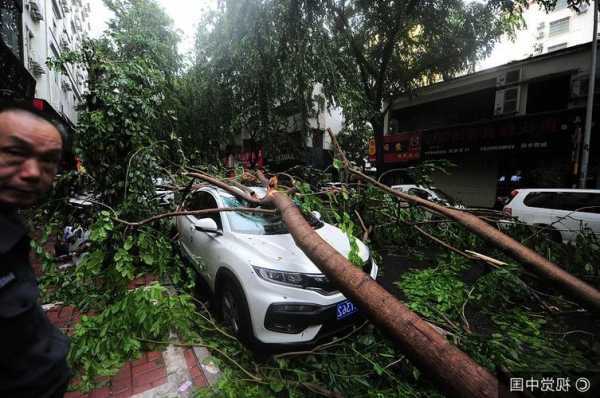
<box><xmin>0</xmin><ymin>102</ymin><xmax>72</xmax><ymax>397</ymax></box>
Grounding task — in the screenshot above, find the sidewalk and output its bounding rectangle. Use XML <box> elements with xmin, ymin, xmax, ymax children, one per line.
<box><xmin>41</xmin><ymin>272</ymin><xmax>220</xmax><ymax>398</ymax></box>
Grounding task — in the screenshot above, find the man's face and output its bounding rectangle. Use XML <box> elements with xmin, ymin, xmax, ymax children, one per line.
<box><xmin>0</xmin><ymin>110</ymin><xmax>63</xmax><ymax>208</ymax></box>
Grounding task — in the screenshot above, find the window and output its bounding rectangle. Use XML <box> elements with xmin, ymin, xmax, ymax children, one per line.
<box><xmin>549</xmin><ymin>17</ymin><xmax>569</xmax><ymax>37</ymax></box>
<box><xmin>52</xmin><ymin>0</ymin><xmax>61</xmax><ymax>19</ymax></box>
<box><xmin>408</xmin><ymin>188</ymin><xmax>431</xmax><ymax>200</ymax></box>
<box><xmin>0</xmin><ymin>0</ymin><xmax>24</xmax><ymax>59</ymax></box>
<box><xmin>524</xmin><ymin>192</ymin><xmax>600</xmax><ymax>214</ymax></box>
<box><xmin>185</xmin><ymin>191</ymin><xmax>223</xmax><ymax>229</ymax></box>
<box><xmin>221</xmin><ymin>194</ymin><xmax>322</xmax><ymax>235</ymax></box>
<box><xmin>547</xmin><ymin>42</ymin><xmax>568</xmax><ymax>52</ymax></box>
<box><xmin>524</xmin><ymin>192</ymin><xmax>558</xmax><ymax>209</ymax></box>
<box><xmin>556</xmin><ymin>193</ymin><xmax>600</xmax><ymax>214</ymax></box>
<box><xmin>502</xmin><ymin>87</ymin><xmax>519</xmax><ymax>114</ymax></box>
<box><xmin>505</xmin><ymin>70</ymin><xmax>520</xmax><ymax>85</ymax></box>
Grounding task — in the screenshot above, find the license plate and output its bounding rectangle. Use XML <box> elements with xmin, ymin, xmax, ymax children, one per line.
<box><xmin>336</xmin><ymin>300</ymin><xmax>358</xmax><ymax>320</ymax></box>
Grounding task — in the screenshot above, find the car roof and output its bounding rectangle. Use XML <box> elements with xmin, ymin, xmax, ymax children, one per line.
<box><xmin>200</xmin><ymin>185</ymin><xmax>266</xmax><ymax>198</ymax></box>
<box><xmin>515</xmin><ymin>188</ymin><xmax>600</xmax><ymax>194</ymax></box>
<box><xmin>391</xmin><ymin>184</ymin><xmax>436</xmax><ymax>190</ymax></box>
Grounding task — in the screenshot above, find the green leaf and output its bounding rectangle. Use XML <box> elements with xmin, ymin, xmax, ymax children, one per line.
<box><xmin>269</xmin><ymin>381</ymin><xmax>285</xmax><ymax>393</ymax></box>
<box><xmin>141</xmin><ymin>253</ymin><xmax>154</xmax><ymax>266</ymax></box>
<box><xmin>333</xmin><ymin>158</ymin><xmax>342</xmax><ymax>170</ymax></box>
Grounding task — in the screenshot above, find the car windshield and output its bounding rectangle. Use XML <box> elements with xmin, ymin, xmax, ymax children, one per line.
<box><xmin>221</xmin><ymin>195</ymin><xmax>323</xmax><ymax>235</ymax></box>
<box><xmin>429</xmin><ymin>187</ymin><xmax>459</xmax><ymax>206</ymax></box>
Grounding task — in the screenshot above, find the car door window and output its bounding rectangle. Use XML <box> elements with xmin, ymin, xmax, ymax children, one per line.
<box><xmin>556</xmin><ymin>193</ymin><xmax>600</xmax><ymax>214</ymax></box>
<box><xmin>523</xmin><ymin>192</ymin><xmax>558</xmax><ymax>209</ymax></box>
<box><xmin>185</xmin><ymin>191</ymin><xmax>223</xmax><ymax>229</ymax></box>
<box><xmin>408</xmin><ymin>188</ymin><xmax>430</xmax><ymax>200</ymax></box>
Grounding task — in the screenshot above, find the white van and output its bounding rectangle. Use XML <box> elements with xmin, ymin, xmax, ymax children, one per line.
<box><xmin>503</xmin><ymin>189</ymin><xmax>600</xmax><ymax>243</ymax></box>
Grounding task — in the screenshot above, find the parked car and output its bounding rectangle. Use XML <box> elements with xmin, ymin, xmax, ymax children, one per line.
<box><xmin>153</xmin><ymin>177</ymin><xmax>175</xmax><ymax>206</ymax></box>
<box><xmin>503</xmin><ymin>189</ymin><xmax>600</xmax><ymax>243</ymax></box>
<box><xmin>176</xmin><ymin>186</ymin><xmax>379</xmax><ymax>348</ymax></box>
<box><xmin>391</xmin><ymin>184</ymin><xmax>465</xmax><ymax>209</ymax></box>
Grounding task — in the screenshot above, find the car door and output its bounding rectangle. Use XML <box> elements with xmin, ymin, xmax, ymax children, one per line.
<box><xmin>553</xmin><ymin>193</ymin><xmax>600</xmax><ymax>241</ymax></box>
<box><xmin>519</xmin><ymin>191</ymin><xmax>558</xmax><ymax>226</ymax></box>
<box><xmin>179</xmin><ymin>191</ymin><xmax>224</xmax><ymax>283</ymax></box>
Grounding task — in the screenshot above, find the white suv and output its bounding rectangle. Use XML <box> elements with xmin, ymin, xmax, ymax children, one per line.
<box><xmin>503</xmin><ymin>189</ymin><xmax>600</xmax><ymax>243</ymax></box>
<box><xmin>176</xmin><ymin>186</ymin><xmax>378</xmax><ymax>348</ymax></box>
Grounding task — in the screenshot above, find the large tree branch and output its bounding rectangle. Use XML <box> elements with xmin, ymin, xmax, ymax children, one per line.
<box><xmin>113</xmin><ymin>207</ymin><xmax>276</xmax><ymax>227</ymax></box>
<box><xmin>375</xmin><ymin>0</ymin><xmax>421</xmax><ymax>104</ymax></box>
<box><xmin>254</xmin><ymin>174</ymin><xmax>510</xmax><ymax>398</ymax></box>
<box><xmin>329</xmin><ymin>0</ymin><xmax>377</xmax><ymax>97</ymax></box>
<box><xmin>327</xmin><ymin>129</ymin><xmax>600</xmax><ymax>312</ymax></box>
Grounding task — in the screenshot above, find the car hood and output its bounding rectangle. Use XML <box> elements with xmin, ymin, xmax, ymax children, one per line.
<box><xmin>233</xmin><ymin>223</ymin><xmax>370</xmax><ymax>274</ymax></box>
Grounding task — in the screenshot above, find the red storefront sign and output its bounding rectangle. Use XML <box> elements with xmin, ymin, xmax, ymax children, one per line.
<box><xmin>225</xmin><ymin>148</ymin><xmax>264</xmax><ymax>168</ymax></box>
<box><xmin>368</xmin><ymin>132</ymin><xmax>422</xmax><ymax>163</ymax></box>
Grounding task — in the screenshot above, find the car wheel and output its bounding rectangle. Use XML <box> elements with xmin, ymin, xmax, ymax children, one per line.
<box><xmin>218</xmin><ymin>277</ymin><xmax>254</xmax><ymax>345</ymax></box>
<box><xmin>536</xmin><ymin>224</ymin><xmax>562</xmax><ymax>244</ymax></box>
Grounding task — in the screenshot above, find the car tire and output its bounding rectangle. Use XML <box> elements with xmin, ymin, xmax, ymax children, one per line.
<box><xmin>535</xmin><ymin>224</ymin><xmax>562</xmax><ymax>244</ymax></box>
<box><xmin>218</xmin><ymin>275</ymin><xmax>255</xmax><ymax>346</ymax></box>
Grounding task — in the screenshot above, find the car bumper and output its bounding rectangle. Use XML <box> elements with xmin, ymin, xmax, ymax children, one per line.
<box><xmin>246</xmin><ymin>261</ymin><xmax>379</xmax><ymax>345</ymax></box>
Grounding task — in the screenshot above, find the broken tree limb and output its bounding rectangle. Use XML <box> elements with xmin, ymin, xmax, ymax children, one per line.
<box><xmin>185</xmin><ymin>172</ymin><xmax>261</xmax><ymax>204</ymax></box>
<box><xmin>258</xmin><ymin>176</ymin><xmax>511</xmax><ymax>398</ymax></box>
<box><xmin>186</xmin><ymin>169</ymin><xmax>512</xmax><ymax>397</ymax></box>
<box><xmin>113</xmin><ymin>207</ymin><xmax>276</xmax><ymax>227</ymax></box>
<box><xmin>327</xmin><ymin>129</ymin><xmax>600</xmax><ymax>312</ymax></box>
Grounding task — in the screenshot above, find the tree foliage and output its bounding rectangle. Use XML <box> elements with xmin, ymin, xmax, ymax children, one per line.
<box><xmin>53</xmin><ymin>0</ymin><xmax>182</xmax><ymax>212</ymax></box>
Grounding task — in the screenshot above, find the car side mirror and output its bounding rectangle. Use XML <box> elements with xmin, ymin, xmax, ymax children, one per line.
<box><xmin>311</xmin><ymin>210</ymin><xmax>322</xmax><ymax>220</ymax></box>
<box><xmin>194</xmin><ymin>218</ymin><xmax>220</xmax><ymax>233</ymax></box>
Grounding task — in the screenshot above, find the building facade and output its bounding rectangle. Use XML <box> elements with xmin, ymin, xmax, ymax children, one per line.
<box><xmin>224</xmin><ymin>83</ymin><xmax>345</xmax><ymax>171</ymax></box>
<box><xmin>1</xmin><ymin>0</ymin><xmax>91</xmax><ymax>125</ymax></box>
<box><xmin>479</xmin><ymin>1</ymin><xmax>596</xmax><ymax>70</ymax></box>
<box><xmin>381</xmin><ymin>43</ymin><xmax>599</xmax><ymax>208</ymax></box>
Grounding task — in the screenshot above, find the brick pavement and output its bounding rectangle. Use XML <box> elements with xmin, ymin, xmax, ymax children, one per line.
<box><xmin>41</xmin><ymin>273</ymin><xmax>216</xmax><ymax>397</ymax></box>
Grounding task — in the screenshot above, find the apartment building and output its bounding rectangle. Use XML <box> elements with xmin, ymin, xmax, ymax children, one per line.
<box><xmin>480</xmin><ymin>0</ymin><xmax>596</xmax><ymax>69</ymax></box>
<box><xmin>1</xmin><ymin>0</ymin><xmax>91</xmax><ymax>125</ymax></box>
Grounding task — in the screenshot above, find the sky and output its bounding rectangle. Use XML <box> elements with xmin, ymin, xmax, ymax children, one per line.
<box><xmin>89</xmin><ymin>0</ymin><xmax>218</xmax><ymax>56</ymax></box>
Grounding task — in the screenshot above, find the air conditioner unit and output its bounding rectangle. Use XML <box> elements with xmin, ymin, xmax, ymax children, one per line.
<box><xmin>496</xmin><ymin>70</ymin><xmax>521</xmax><ymax>87</ymax></box>
<box><xmin>536</xmin><ymin>30</ymin><xmax>544</xmax><ymax>40</ymax></box>
<box><xmin>577</xmin><ymin>3</ymin><xmax>589</xmax><ymax>14</ymax></box>
<box><xmin>533</xmin><ymin>43</ymin><xmax>543</xmax><ymax>54</ymax></box>
<box><xmin>537</xmin><ymin>22</ymin><xmax>545</xmax><ymax>30</ymax></box>
<box><xmin>28</xmin><ymin>56</ymin><xmax>45</xmax><ymax>77</ymax></box>
<box><xmin>28</xmin><ymin>1</ymin><xmax>44</xmax><ymax>22</ymax></box>
<box><xmin>494</xmin><ymin>87</ymin><xmax>520</xmax><ymax>115</ymax></box>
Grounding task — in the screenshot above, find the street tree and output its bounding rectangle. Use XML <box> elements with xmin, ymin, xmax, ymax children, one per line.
<box><xmin>316</xmin><ymin>0</ymin><xmax>588</xmax><ymax>171</ymax></box>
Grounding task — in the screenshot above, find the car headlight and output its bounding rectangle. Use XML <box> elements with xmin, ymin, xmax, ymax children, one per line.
<box><xmin>253</xmin><ymin>266</ymin><xmax>338</xmax><ymax>295</ymax></box>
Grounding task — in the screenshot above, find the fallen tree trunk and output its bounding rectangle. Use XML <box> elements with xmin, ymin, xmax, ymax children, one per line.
<box><xmin>186</xmin><ymin>170</ymin><xmax>511</xmax><ymax>397</ymax></box>
<box><xmin>327</xmin><ymin>130</ymin><xmax>600</xmax><ymax>313</ymax></box>
<box><xmin>258</xmin><ymin>174</ymin><xmax>511</xmax><ymax>398</ymax></box>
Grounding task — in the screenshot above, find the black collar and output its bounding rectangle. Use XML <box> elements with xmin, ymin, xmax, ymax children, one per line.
<box><xmin>0</xmin><ymin>211</ymin><xmax>27</xmax><ymax>254</ymax></box>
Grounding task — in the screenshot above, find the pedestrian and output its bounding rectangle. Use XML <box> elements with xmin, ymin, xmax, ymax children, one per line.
<box><xmin>0</xmin><ymin>100</ymin><xmax>72</xmax><ymax>397</ymax></box>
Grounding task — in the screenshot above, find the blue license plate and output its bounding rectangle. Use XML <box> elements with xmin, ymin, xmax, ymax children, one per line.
<box><xmin>336</xmin><ymin>300</ymin><xmax>358</xmax><ymax>320</ymax></box>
